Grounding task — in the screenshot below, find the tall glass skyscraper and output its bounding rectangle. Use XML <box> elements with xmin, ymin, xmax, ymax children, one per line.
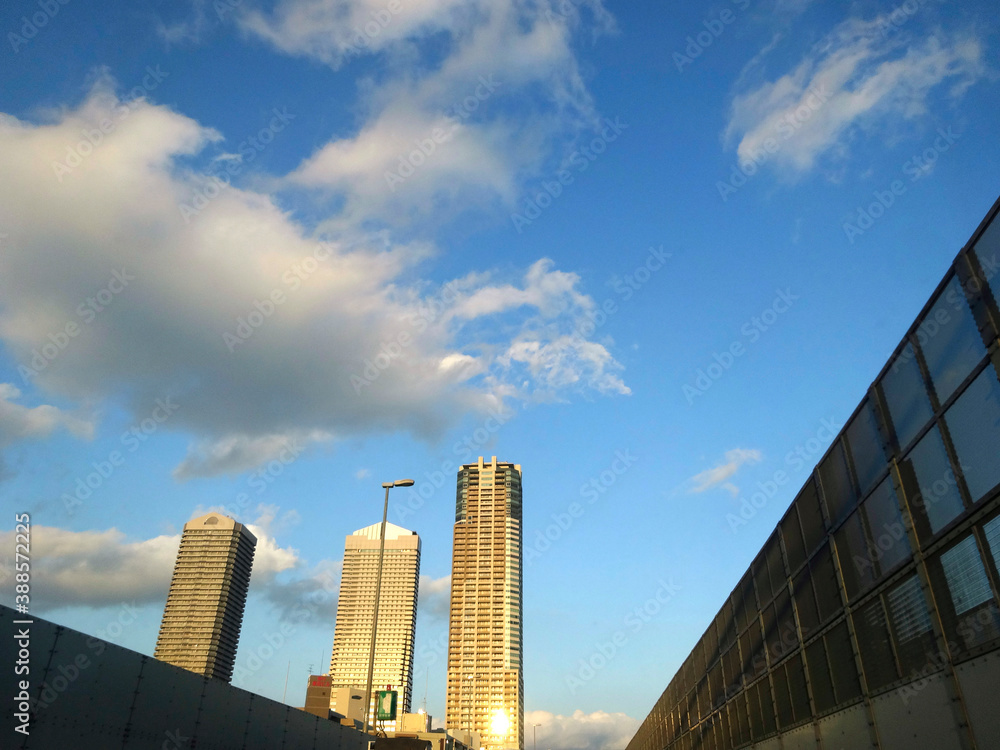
<box><xmin>329</xmin><ymin>521</ymin><xmax>421</xmax><ymax>727</ymax></box>
<box><xmin>446</xmin><ymin>456</ymin><xmax>524</xmax><ymax>750</ymax></box>
<box><xmin>154</xmin><ymin>512</ymin><xmax>257</xmax><ymax>682</ymax></box>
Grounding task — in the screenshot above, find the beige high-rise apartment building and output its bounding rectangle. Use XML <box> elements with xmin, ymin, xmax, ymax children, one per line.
<box><xmin>329</xmin><ymin>522</ymin><xmax>421</xmax><ymax>725</ymax></box>
<box><xmin>154</xmin><ymin>512</ymin><xmax>257</xmax><ymax>682</ymax></box>
<box><xmin>446</xmin><ymin>457</ymin><xmax>523</xmax><ymax>750</ymax></box>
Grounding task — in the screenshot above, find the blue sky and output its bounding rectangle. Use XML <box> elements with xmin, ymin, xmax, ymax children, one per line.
<box><xmin>1</xmin><ymin>0</ymin><xmax>998</xmax><ymax>747</ymax></box>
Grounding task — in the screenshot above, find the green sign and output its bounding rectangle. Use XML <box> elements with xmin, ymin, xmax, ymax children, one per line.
<box><xmin>376</xmin><ymin>690</ymin><xmax>398</xmax><ymax>721</ymax></box>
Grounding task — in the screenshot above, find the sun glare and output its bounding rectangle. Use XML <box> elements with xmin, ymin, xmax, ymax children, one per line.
<box><xmin>490</xmin><ymin>709</ymin><xmax>511</xmax><ymax>736</ymax></box>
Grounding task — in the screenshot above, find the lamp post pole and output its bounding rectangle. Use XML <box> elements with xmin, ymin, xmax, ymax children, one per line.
<box><xmin>362</xmin><ymin>479</ymin><xmax>414</xmax><ymax>736</ymax></box>
<box><xmin>534</xmin><ymin>723</ymin><xmax>541</xmax><ymax>750</ymax></box>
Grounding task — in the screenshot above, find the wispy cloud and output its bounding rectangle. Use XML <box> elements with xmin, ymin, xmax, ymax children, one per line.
<box><xmin>725</xmin><ymin>18</ymin><xmax>985</xmax><ymax>173</ymax></box>
<box><xmin>685</xmin><ymin>448</ymin><xmax>763</xmax><ymax>496</ymax></box>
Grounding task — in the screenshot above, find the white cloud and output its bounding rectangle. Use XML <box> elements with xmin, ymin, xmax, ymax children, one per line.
<box><xmin>526</xmin><ymin>709</ymin><xmax>639</xmax><ymax>750</ymax></box>
<box><xmin>686</xmin><ymin>448</ymin><xmax>763</xmax><ymax>496</ymax></box>
<box><xmin>240</xmin><ymin>0</ymin><xmax>470</xmax><ymax>67</ymax></box>
<box><xmin>355</xmin><ymin>467</ymin><xmax>371</xmax><ymax>479</ymax></box>
<box><xmin>0</xmin><ymin>526</ymin><xmax>179</xmax><ymax>610</ymax></box>
<box><xmin>0</xmin><ymin>78</ymin><xmax>627</xmax><ymax>478</ymax></box>
<box><xmin>419</xmin><ymin>574</ymin><xmax>450</xmax><ymax>619</ymax></box>
<box><xmin>0</xmin><ymin>383</ymin><xmax>94</xmax><ymax>448</ymax></box>
<box><xmin>264</xmin><ymin>0</ymin><xmax>612</xmax><ymax>226</ymax></box>
<box><xmin>174</xmin><ymin>430</ymin><xmax>329</xmax><ymax>480</ymax></box>
<box><xmin>725</xmin><ymin>19</ymin><xmax>985</xmax><ymax>172</ymax></box>
<box><xmin>500</xmin><ymin>335</ymin><xmax>630</xmax><ymax>398</ymax></box>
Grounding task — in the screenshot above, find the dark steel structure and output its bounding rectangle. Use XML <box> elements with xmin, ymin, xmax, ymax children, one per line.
<box><xmin>2</xmin><ymin>604</ymin><xmax>369</xmax><ymax>749</ymax></box>
<box><xmin>626</xmin><ymin>197</ymin><xmax>1000</xmax><ymax>750</ymax></box>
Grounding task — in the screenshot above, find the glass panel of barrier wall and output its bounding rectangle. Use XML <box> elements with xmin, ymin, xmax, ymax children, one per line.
<box><xmin>819</xmin><ymin>439</ymin><xmax>857</xmax><ymax>527</ymax></box>
<box><xmin>899</xmin><ymin>424</ymin><xmax>966</xmax><ymax>540</ymax></box>
<box><xmin>944</xmin><ymin>364</ymin><xmax>1000</xmax><ymax>502</ymax></box>
<box><xmin>880</xmin><ymin>343</ymin><xmax>935</xmax><ymax>450</ymax></box>
<box><xmin>852</xmin><ymin>595</ymin><xmax>898</xmax><ymax>691</ymax></box>
<box><xmin>846</xmin><ymin>399</ymin><xmax>888</xmax><ymax>496</ymax></box>
<box><xmin>973</xmin><ymin>210</ymin><xmax>1000</xmax><ymax>307</ymax></box>
<box><xmin>884</xmin><ymin>574</ymin><xmax>937</xmax><ymax>676</ymax></box>
<box><xmin>926</xmin><ymin>531</ymin><xmax>1000</xmax><ymax>659</ymax></box>
<box><xmin>916</xmin><ymin>275</ymin><xmax>986</xmax><ymax>404</ymax></box>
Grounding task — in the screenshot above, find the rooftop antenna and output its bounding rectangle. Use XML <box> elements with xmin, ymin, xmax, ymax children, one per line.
<box><xmin>422</xmin><ymin>669</ymin><xmax>429</xmax><ymax>713</ymax></box>
<box><xmin>281</xmin><ymin>661</ymin><xmax>291</xmax><ymax>703</ymax></box>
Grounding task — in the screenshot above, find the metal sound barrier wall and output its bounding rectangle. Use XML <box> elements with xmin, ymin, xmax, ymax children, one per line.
<box><xmin>626</xmin><ymin>198</ymin><xmax>1000</xmax><ymax>750</ymax></box>
<box><xmin>2</xmin><ymin>604</ymin><xmax>369</xmax><ymax>749</ymax></box>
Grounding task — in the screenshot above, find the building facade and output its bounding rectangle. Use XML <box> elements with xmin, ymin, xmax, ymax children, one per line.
<box><xmin>626</xmin><ymin>198</ymin><xmax>1000</xmax><ymax>750</ymax></box>
<box><xmin>446</xmin><ymin>456</ymin><xmax>524</xmax><ymax>750</ymax></box>
<box><xmin>154</xmin><ymin>512</ymin><xmax>257</xmax><ymax>682</ymax></box>
<box><xmin>329</xmin><ymin>521</ymin><xmax>421</xmax><ymax>726</ymax></box>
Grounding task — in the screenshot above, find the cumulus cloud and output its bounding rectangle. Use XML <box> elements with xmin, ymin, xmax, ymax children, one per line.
<box><xmin>0</xmin><ymin>383</ymin><xmax>94</xmax><ymax>448</ymax></box>
<box><xmin>527</xmin><ymin>709</ymin><xmax>639</xmax><ymax>750</ymax></box>
<box><xmin>0</xmin><ymin>526</ymin><xmax>180</xmax><ymax>610</ymax></box>
<box><xmin>725</xmin><ymin>18</ymin><xmax>985</xmax><ymax>172</ymax></box>
<box><xmin>0</xmin><ymin>72</ymin><xmax>627</xmax><ymax>478</ymax></box>
<box><xmin>685</xmin><ymin>448</ymin><xmax>762</xmax><ymax>496</ymax></box>
<box><xmin>0</xmin><ymin>507</ymin><xmax>336</xmax><ymax>619</ymax></box>
<box><xmin>265</xmin><ymin>0</ymin><xmax>613</xmax><ymax>226</ymax></box>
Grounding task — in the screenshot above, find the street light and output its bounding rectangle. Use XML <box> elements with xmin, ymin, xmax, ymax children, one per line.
<box><xmin>533</xmin><ymin>723</ymin><xmax>542</xmax><ymax>750</ymax></box>
<box><xmin>362</xmin><ymin>478</ymin><xmax>415</xmax><ymax>736</ymax></box>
